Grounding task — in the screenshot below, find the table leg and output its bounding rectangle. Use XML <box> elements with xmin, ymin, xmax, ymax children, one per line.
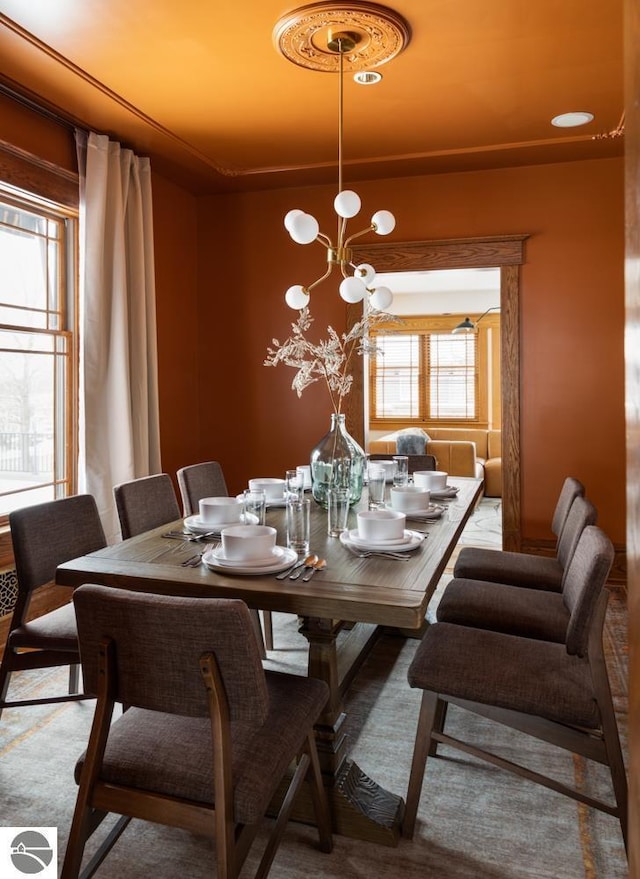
<box><xmin>295</xmin><ymin>616</ymin><xmax>405</xmax><ymax>846</ymax></box>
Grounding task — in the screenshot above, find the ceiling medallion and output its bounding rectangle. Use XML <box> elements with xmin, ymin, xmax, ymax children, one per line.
<box><xmin>273</xmin><ymin>2</ymin><xmax>411</xmax><ymax>73</ymax></box>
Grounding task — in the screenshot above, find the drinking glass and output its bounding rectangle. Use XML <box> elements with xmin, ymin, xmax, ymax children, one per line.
<box><xmin>327</xmin><ymin>487</ymin><xmax>350</xmax><ymax>537</ymax></box>
<box><xmin>286</xmin><ymin>497</ymin><xmax>311</xmax><ymax>555</ymax></box>
<box><xmin>367</xmin><ymin>465</ymin><xmax>386</xmax><ymax>510</ymax></box>
<box><xmin>393</xmin><ymin>455</ymin><xmax>409</xmax><ymax>487</ymax></box>
<box><xmin>285</xmin><ymin>468</ymin><xmax>303</xmax><ymax>502</ymax></box>
<box><xmin>242</xmin><ymin>488</ymin><xmax>266</xmax><ymax>525</ymax></box>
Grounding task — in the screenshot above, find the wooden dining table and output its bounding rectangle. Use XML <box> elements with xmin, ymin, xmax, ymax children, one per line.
<box><xmin>56</xmin><ymin>476</ymin><xmax>483</xmax><ymax>846</ymax></box>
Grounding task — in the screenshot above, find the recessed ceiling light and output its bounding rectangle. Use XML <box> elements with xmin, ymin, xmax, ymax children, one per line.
<box><xmin>354</xmin><ymin>71</ymin><xmax>382</xmax><ymax>85</ymax></box>
<box><xmin>551</xmin><ymin>112</ymin><xmax>594</xmax><ymax>128</ymax></box>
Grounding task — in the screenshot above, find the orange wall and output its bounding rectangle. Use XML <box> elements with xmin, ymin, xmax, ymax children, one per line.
<box><xmin>2</xmin><ymin>94</ymin><xmax>625</xmax><ymax>544</ymax></box>
<box><xmin>197</xmin><ymin>158</ymin><xmax>626</xmax><ymax>544</ymax></box>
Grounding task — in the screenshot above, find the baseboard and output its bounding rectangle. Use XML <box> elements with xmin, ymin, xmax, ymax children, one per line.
<box><xmin>520</xmin><ymin>538</ymin><xmax>627</xmax><ymax>587</ymax></box>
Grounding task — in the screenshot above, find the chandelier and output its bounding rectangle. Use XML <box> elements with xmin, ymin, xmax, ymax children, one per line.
<box><xmin>273</xmin><ymin>3</ymin><xmax>411</xmax><ymax>311</ymax></box>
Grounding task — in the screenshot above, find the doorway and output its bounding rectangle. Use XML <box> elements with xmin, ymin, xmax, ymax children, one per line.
<box><xmin>348</xmin><ymin>234</ymin><xmax>527</xmax><ymax>552</ymax></box>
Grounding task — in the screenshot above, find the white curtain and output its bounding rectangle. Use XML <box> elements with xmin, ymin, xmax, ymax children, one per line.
<box><xmin>75</xmin><ymin>131</ymin><xmax>161</xmax><ymax>542</ymax></box>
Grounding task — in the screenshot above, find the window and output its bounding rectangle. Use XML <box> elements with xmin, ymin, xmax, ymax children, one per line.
<box><xmin>370</xmin><ymin>315</ymin><xmax>497</xmax><ymax>428</ymax></box>
<box><xmin>0</xmin><ymin>184</ymin><xmax>77</xmax><ymax>520</ymax></box>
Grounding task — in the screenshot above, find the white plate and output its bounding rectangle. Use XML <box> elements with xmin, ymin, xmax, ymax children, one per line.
<box><xmin>347</xmin><ymin>528</ymin><xmax>413</xmax><ymax>548</ymax></box>
<box><xmin>430</xmin><ymin>486</ymin><xmax>460</xmax><ymax>499</ymax></box>
<box><xmin>340</xmin><ymin>530</ymin><xmax>425</xmax><ymax>553</ymax></box>
<box><xmin>211</xmin><ymin>544</ymin><xmax>291</xmax><ymax>568</ymax></box>
<box><xmin>392</xmin><ymin>504</ymin><xmax>445</xmax><ymax>520</ymax></box>
<box><xmin>202</xmin><ymin>545</ymin><xmax>297</xmax><ymax>575</ymax></box>
<box><xmin>184</xmin><ymin>513</ymin><xmax>258</xmax><ymax>534</ymax></box>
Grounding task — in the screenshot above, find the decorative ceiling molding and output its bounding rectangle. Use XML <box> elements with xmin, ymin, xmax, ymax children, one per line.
<box><xmin>273</xmin><ymin>2</ymin><xmax>410</xmax><ymax>72</ymax></box>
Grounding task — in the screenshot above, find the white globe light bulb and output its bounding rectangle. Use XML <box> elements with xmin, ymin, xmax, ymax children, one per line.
<box><xmin>334</xmin><ymin>190</ymin><xmax>362</xmax><ymax>219</ymax></box>
<box><xmin>355</xmin><ymin>263</ymin><xmax>376</xmax><ymax>286</ymax></box>
<box><xmin>370</xmin><ymin>286</ymin><xmax>393</xmax><ymax>310</ymax></box>
<box><xmin>288</xmin><ymin>212</ymin><xmax>320</xmax><ymax>244</ymax></box>
<box><xmin>371</xmin><ymin>210</ymin><xmax>396</xmax><ymax>235</ymax></box>
<box><xmin>339</xmin><ymin>276</ymin><xmax>367</xmax><ymax>303</ymax></box>
<box><xmin>284</xmin><ymin>209</ymin><xmax>304</xmax><ymax>233</ymax></box>
<box><xmin>285</xmin><ymin>285</ymin><xmax>310</xmax><ymax>309</ymax></box>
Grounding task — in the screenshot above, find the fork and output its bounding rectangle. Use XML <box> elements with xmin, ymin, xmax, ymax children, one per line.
<box><xmin>181</xmin><ymin>542</ymin><xmax>216</xmax><ymax>566</ymax></box>
<box><xmin>349</xmin><ymin>549</ymin><xmax>412</xmax><ymax>561</ymax></box>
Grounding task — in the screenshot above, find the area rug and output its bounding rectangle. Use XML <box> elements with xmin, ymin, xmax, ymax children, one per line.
<box><xmin>0</xmin><ymin>501</ymin><xmax>628</xmax><ymax>878</ymax></box>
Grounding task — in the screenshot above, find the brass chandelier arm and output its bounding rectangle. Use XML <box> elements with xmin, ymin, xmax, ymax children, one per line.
<box><xmin>306</xmin><ymin>263</ymin><xmax>335</xmax><ymax>293</ymax></box>
<box><xmin>344</xmin><ymin>224</ymin><xmax>376</xmax><ymax>247</ymax></box>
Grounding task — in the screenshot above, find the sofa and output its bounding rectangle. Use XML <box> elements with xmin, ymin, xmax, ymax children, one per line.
<box><xmin>369</xmin><ymin>428</ymin><xmax>502</xmax><ymax>497</ymax></box>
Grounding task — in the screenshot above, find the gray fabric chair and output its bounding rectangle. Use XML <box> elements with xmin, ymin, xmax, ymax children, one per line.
<box><xmin>114</xmin><ymin>471</ymin><xmax>269</xmax><ymax>656</ymax></box>
<box><xmin>453</xmin><ymin>476</ymin><xmax>586</xmax><ymax>587</ymax></box>
<box><xmin>437</xmin><ymin>494</ymin><xmax>598</xmax><ymax>642</ymax></box>
<box><xmin>403</xmin><ymin>525</ymin><xmax>627</xmax><ymax>850</ymax></box>
<box><xmin>177</xmin><ymin>460</ymin><xmax>229</xmax><ymax>516</ymax></box>
<box><xmin>0</xmin><ymin>495</ymin><xmax>107</xmax><ymax>718</ymax></box>
<box><xmin>62</xmin><ymin>585</ymin><xmax>332</xmax><ymax>879</ymax></box>
<box><xmin>113</xmin><ymin>473</ymin><xmax>181</xmax><ymax>540</ymax></box>
<box><xmin>436</xmin><ymin>502</ymin><xmax>599</xmax><ymax>641</ymax></box>
<box><xmin>177</xmin><ymin>460</ymin><xmax>274</xmax><ymax>651</ymax></box>
<box><xmin>368</xmin><ymin>453</ymin><xmax>437</xmax><ymax>474</ymax></box>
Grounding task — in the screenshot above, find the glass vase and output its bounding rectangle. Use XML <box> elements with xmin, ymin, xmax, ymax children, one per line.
<box><xmin>310</xmin><ymin>413</ymin><xmax>365</xmax><ymax>508</ymax></box>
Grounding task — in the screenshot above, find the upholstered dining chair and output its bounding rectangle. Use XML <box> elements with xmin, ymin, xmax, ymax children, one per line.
<box><xmin>0</xmin><ymin>495</ymin><xmax>107</xmax><ymax>719</ymax></box>
<box><xmin>176</xmin><ymin>460</ymin><xmax>229</xmax><ymax>516</ymax></box>
<box><xmin>453</xmin><ymin>475</ymin><xmax>585</xmax><ymax>585</ymax></box>
<box><xmin>177</xmin><ymin>461</ymin><xmax>277</xmax><ymax>652</ymax></box>
<box><xmin>368</xmin><ymin>453</ymin><xmax>437</xmax><ymax>474</ymax></box>
<box><xmin>403</xmin><ymin>525</ymin><xmax>627</xmax><ymax>850</ymax></box>
<box><xmin>114</xmin><ymin>471</ymin><xmax>269</xmax><ymax>656</ymax></box>
<box><xmin>62</xmin><ymin>585</ymin><xmax>332</xmax><ymax>879</ymax></box>
<box><xmin>436</xmin><ymin>503</ymin><xmax>600</xmax><ymax>642</ymax></box>
<box><xmin>437</xmin><ymin>496</ymin><xmax>598</xmax><ymax>640</ymax></box>
<box><xmin>113</xmin><ymin>473</ymin><xmax>181</xmax><ymax>540</ymax></box>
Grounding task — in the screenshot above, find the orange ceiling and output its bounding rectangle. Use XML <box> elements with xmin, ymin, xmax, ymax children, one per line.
<box><xmin>0</xmin><ymin>1</ymin><xmax>624</xmax><ymax>193</ymax></box>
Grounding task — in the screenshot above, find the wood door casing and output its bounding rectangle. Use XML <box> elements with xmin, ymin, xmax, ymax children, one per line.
<box><xmin>349</xmin><ymin>234</ymin><xmax>527</xmax><ymax>552</ymax></box>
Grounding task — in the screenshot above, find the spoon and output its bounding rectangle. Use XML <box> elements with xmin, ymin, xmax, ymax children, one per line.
<box><xmin>302</xmin><ymin>558</ymin><xmax>327</xmax><ymax>582</ymax></box>
<box><xmin>276</xmin><ymin>552</ymin><xmax>315</xmax><ymax>580</ymax></box>
<box><xmin>289</xmin><ymin>553</ymin><xmax>318</xmax><ymax>580</ymax></box>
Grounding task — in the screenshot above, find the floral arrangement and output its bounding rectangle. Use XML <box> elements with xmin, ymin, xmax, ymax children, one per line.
<box><xmin>264</xmin><ymin>306</ymin><xmax>394</xmax><ymax>415</ymax></box>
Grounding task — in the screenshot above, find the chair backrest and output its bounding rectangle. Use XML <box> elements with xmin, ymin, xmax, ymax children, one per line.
<box><xmin>176</xmin><ymin>461</ymin><xmax>229</xmax><ymax>517</ymax></box>
<box><xmin>562</xmin><ymin>525</ymin><xmax>614</xmax><ymax>656</ymax></box>
<box><xmin>73</xmin><ymin>583</ymin><xmax>269</xmax><ymax>724</ymax></box>
<box><xmin>551</xmin><ymin>477</ymin><xmax>585</xmax><ymax>541</ymax></box>
<box><xmin>368</xmin><ymin>453</ymin><xmax>436</xmax><ymax>475</ymax></box>
<box><xmin>557</xmin><ymin>495</ymin><xmax>598</xmax><ymax>571</ymax></box>
<box><xmin>10</xmin><ymin>495</ymin><xmax>107</xmax><ymax>596</ymax></box>
<box><xmin>113</xmin><ymin>474</ymin><xmax>181</xmax><ymax>539</ymax></box>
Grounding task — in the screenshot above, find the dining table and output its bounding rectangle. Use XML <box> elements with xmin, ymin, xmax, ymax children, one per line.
<box><xmin>56</xmin><ymin>476</ymin><xmax>483</xmax><ymax>846</ymax></box>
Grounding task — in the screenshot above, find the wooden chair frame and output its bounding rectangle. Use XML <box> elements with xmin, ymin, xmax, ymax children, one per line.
<box><xmin>403</xmin><ymin>591</ymin><xmax>628</xmax><ymax>851</ymax></box>
<box><xmin>62</xmin><ymin>638</ymin><xmax>332</xmax><ymax>879</ymax></box>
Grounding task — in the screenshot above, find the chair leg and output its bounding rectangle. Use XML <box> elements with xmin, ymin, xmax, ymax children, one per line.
<box><xmin>403</xmin><ymin>691</ymin><xmax>440</xmax><ymax>840</ymax></box>
<box><xmin>69</xmin><ymin>663</ymin><xmax>80</xmax><ymax>695</ymax></box>
<box><xmin>304</xmin><ymin>731</ymin><xmax>333</xmax><ymax>853</ymax></box>
<box><xmin>262</xmin><ymin>611</ymin><xmax>274</xmax><ymax>652</ymax></box>
<box><xmin>0</xmin><ymin>657</ymin><xmax>12</xmax><ymax>720</ymax></box>
<box><xmin>249</xmin><ymin>610</ymin><xmax>267</xmax><ymax>659</ymax></box>
<box><xmin>428</xmin><ymin>698</ymin><xmax>448</xmax><ymax>757</ymax></box>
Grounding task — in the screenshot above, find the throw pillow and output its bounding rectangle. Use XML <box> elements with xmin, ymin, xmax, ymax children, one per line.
<box><xmin>397</xmin><ymin>433</ymin><xmax>427</xmax><ymax>455</ymax></box>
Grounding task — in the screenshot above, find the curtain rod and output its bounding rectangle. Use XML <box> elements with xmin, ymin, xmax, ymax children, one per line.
<box><xmin>0</xmin><ymin>79</ymin><xmax>87</xmax><ymax>135</ymax></box>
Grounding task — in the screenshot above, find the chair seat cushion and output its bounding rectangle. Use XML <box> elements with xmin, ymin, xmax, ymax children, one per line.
<box><xmin>9</xmin><ymin>602</ymin><xmax>78</xmax><ymax>651</ymax></box>
<box><xmin>408</xmin><ymin>622</ymin><xmax>600</xmax><ymax>729</ymax></box>
<box><xmin>75</xmin><ymin>670</ymin><xmax>328</xmax><ymax>825</ymax></box>
<box><xmin>453</xmin><ymin>547</ymin><xmax>563</xmax><ymax>591</ymax></box>
<box><xmin>436</xmin><ymin>579</ymin><xmax>569</xmax><ymax>642</ymax></box>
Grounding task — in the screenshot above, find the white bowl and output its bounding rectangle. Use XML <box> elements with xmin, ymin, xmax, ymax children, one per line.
<box><xmin>221</xmin><ymin>524</ymin><xmax>277</xmax><ymax>561</ymax></box>
<box><xmin>357</xmin><ymin>509</ymin><xmax>406</xmax><ymax>542</ymax></box>
<box><xmin>413</xmin><ymin>470</ymin><xmax>448</xmax><ymax>491</ymax></box>
<box><xmin>390</xmin><ymin>485</ymin><xmax>431</xmax><ymax>512</ymax></box>
<box><xmin>198</xmin><ymin>496</ymin><xmax>243</xmax><ymax>525</ymax></box>
<box><xmin>248</xmin><ymin>477</ymin><xmax>286</xmax><ymax>501</ymax></box>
